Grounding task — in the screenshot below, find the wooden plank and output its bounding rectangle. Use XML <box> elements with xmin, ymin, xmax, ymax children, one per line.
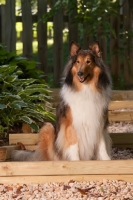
<box><xmin>0</xmin><ymin>161</ymin><xmax>133</xmax><ymax>176</ymax></box>
<box><xmin>9</xmin><ymin>134</ymin><xmax>38</xmax><ymax>145</ymax></box>
<box><xmin>112</xmin><ymin>90</ymin><xmax>133</xmax><ymax>100</ymax></box>
<box><xmin>37</xmin><ymin>0</ymin><xmax>47</xmax><ymax>73</ymax></box>
<box><xmin>110</xmin><ymin>133</ymin><xmax>133</xmax><ymax>147</ymax></box>
<box><xmin>21</xmin><ymin>0</ymin><xmax>32</xmax><ymax>59</ymax></box>
<box><xmin>9</xmin><ymin>133</ymin><xmax>133</xmax><ymax>147</ymax></box>
<box><xmin>109</xmin><ymin>111</ymin><xmax>133</xmax><ymax>122</ymax></box>
<box><xmin>109</xmin><ymin>100</ymin><xmax>133</xmax><ymax>110</ymax></box>
<box><xmin>1</xmin><ymin>175</ymin><xmax>133</xmax><ymax>184</ymax></box>
<box><xmin>5</xmin><ymin>0</ymin><xmax>16</xmax><ymax>51</ymax></box>
<box><xmin>0</xmin><ymin>148</ymin><xmax>7</xmax><ymax>161</ymax></box>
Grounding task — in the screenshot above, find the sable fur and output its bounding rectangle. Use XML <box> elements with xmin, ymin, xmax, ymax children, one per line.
<box><xmin>12</xmin><ymin>41</ymin><xmax>112</xmax><ymax>161</ymax></box>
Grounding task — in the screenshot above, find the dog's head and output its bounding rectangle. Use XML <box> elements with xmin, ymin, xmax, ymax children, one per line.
<box><xmin>70</xmin><ymin>41</ymin><xmax>102</xmax><ymax>83</ymax></box>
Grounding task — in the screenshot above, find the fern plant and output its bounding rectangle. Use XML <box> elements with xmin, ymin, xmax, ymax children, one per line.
<box><xmin>0</xmin><ymin>45</ymin><xmax>55</xmax><ymax>134</ymax></box>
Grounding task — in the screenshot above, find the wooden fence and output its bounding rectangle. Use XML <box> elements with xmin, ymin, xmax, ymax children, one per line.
<box><xmin>0</xmin><ymin>0</ymin><xmax>133</xmax><ymax>87</ymax></box>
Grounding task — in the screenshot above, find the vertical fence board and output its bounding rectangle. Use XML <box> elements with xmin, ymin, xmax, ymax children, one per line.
<box><xmin>5</xmin><ymin>0</ymin><xmax>16</xmax><ymax>51</ymax></box>
<box><xmin>53</xmin><ymin>0</ymin><xmax>63</xmax><ymax>87</ymax></box>
<box><xmin>1</xmin><ymin>5</ymin><xmax>5</xmax><ymax>45</ymax></box>
<box><xmin>123</xmin><ymin>0</ymin><xmax>132</xmax><ymax>87</ymax></box>
<box><xmin>21</xmin><ymin>0</ymin><xmax>32</xmax><ymax>59</ymax></box>
<box><xmin>83</xmin><ymin>0</ymin><xmax>93</xmax><ymax>49</ymax></box>
<box><xmin>68</xmin><ymin>0</ymin><xmax>78</xmax><ymax>44</ymax></box>
<box><xmin>110</xmin><ymin>15</ymin><xmax>120</xmax><ymax>86</ymax></box>
<box><xmin>37</xmin><ymin>0</ymin><xmax>47</xmax><ymax>74</ymax></box>
<box><xmin>128</xmin><ymin>0</ymin><xmax>133</xmax><ymax>85</ymax></box>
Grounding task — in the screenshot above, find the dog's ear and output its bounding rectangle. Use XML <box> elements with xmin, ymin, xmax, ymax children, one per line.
<box><xmin>89</xmin><ymin>41</ymin><xmax>101</xmax><ymax>57</ymax></box>
<box><xmin>70</xmin><ymin>41</ymin><xmax>81</xmax><ymax>57</ymax></box>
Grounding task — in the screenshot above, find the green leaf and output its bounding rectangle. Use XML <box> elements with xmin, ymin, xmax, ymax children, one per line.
<box><xmin>29</xmin><ymin>122</ymin><xmax>39</xmax><ymax>132</ymax></box>
<box><xmin>0</xmin><ymin>104</ymin><xmax>7</xmax><ymax>109</ymax></box>
<box><xmin>20</xmin><ymin>116</ymin><xmax>33</xmax><ymax>124</ymax></box>
<box><xmin>10</xmin><ymin>100</ymin><xmax>28</xmax><ymax>109</ymax></box>
<box><xmin>5</xmin><ymin>75</ymin><xmax>18</xmax><ymax>82</ymax></box>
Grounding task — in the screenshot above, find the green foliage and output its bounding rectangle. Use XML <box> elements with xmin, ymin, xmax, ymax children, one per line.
<box><xmin>0</xmin><ymin>45</ymin><xmax>55</xmax><ymax>134</ymax></box>
<box><xmin>41</xmin><ymin>0</ymin><xmax>119</xmax><ymax>39</ymax></box>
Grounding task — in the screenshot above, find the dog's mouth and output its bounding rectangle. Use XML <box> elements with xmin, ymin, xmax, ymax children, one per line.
<box><xmin>78</xmin><ymin>74</ymin><xmax>90</xmax><ymax>83</ymax></box>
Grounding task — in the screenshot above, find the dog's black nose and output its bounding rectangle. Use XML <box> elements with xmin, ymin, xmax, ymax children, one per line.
<box><xmin>77</xmin><ymin>71</ymin><xmax>83</xmax><ymax>77</ymax></box>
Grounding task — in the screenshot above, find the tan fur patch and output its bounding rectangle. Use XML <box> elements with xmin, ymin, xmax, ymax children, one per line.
<box><xmin>38</xmin><ymin>123</ymin><xmax>58</xmax><ymax>161</ymax></box>
<box><xmin>71</xmin><ymin>66</ymin><xmax>83</xmax><ymax>91</ymax></box>
<box><xmin>90</xmin><ymin>66</ymin><xmax>101</xmax><ymax>91</ymax></box>
<box><xmin>60</xmin><ymin>107</ymin><xmax>78</xmax><ymax>150</ymax></box>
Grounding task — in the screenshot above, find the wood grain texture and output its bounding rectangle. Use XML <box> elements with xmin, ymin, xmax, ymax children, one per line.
<box><xmin>109</xmin><ymin>111</ymin><xmax>133</xmax><ymax>122</ymax></box>
<box><xmin>9</xmin><ymin>134</ymin><xmax>38</xmax><ymax>145</ymax></box>
<box><xmin>0</xmin><ymin>175</ymin><xmax>133</xmax><ymax>184</ymax></box>
<box><xmin>0</xmin><ymin>161</ymin><xmax>133</xmax><ymax>176</ymax></box>
<box><xmin>109</xmin><ymin>100</ymin><xmax>133</xmax><ymax>110</ymax></box>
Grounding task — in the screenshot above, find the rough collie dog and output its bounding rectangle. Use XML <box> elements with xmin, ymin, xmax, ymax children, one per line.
<box><xmin>12</xmin><ymin>41</ymin><xmax>112</xmax><ymax>161</ymax></box>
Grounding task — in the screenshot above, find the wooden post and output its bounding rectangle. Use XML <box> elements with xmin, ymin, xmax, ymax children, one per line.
<box><xmin>53</xmin><ymin>0</ymin><xmax>63</xmax><ymax>87</ymax></box>
<box><xmin>110</xmin><ymin>15</ymin><xmax>120</xmax><ymax>87</ymax></box>
<box><xmin>21</xmin><ymin>0</ymin><xmax>32</xmax><ymax>59</ymax></box>
<box><xmin>37</xmin><ymin>0</ymin><xmax>47</xmax><ymax>74</ymax></box>
<box><xmin>68</xmin><ymin>0</ymin><xmax>78</xmax><ymax>45</ymax></box>
<box><xmin>5</xmin><ymin>0</ymin><xmax>16</xmax><ymax>51</ymax></box>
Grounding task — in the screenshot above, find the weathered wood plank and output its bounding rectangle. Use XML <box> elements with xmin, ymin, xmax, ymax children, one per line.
<box><xmin>0</xmin><ymin>161</ymin><xmax>133</xmax><ymax>176</ymax></box>
<box><xmin>0</xmin><ymin>148</ymin><xmax>7</xmax><ymax>161</ymax></box>
<box><xmin>1</xmin><ymin>175</ymin><xmax>133</xmax><ymax>184</ymax></box>
<box><xmin>9</xmin><ymin>134</ymin><xmax>38</xmax><ymax>145</ymax></box>
<box><xmin>109</xmin><ymin>101</ymin><xmax>133</xmax><ymax>110</ymax></box>
<box><xmin>109</xmin><ymin>111</ymin><xmax>133</xmax><ymax>122</ymax></box>
<box><xmin>112</xmin><ymin>90</ymin><xmax>133</xmax><ymax>100</ymax></box>
<box><xmin>110</xmin><ymin>133</ymin><xmax>133</xmax><ymax>146</ymax></box>
<box><xmin>9</xmin><ymin>133</ymin><xmax>133</xmax><ymax>147</ymax></box>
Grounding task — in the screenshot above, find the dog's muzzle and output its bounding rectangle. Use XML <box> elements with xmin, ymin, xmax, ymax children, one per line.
<box><xmin>77</xmin><ymin>71</ymin><xmax>90</xmax><ymax>83</ymax></box>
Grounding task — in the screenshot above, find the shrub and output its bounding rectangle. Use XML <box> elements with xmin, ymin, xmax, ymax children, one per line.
<box><xmin>0</xmin><ymin>44</ymin><xmax>55</xmax><ymax>134</ymax></box>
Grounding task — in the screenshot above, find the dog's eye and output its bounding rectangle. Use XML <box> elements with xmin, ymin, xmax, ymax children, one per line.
<box><xmin>76</xmin><ymin>60</ymin><xmax>80</xmax><ymax>64</ymax></box>
<box><xmin>87</xmin><ymin>60</ymin><xmax>91</xmax><ymax>64</ymax></box>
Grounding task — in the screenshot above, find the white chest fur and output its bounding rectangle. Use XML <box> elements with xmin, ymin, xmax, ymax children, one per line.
<box><xmin>60</xmin><ymin>84</ymin><xmax>110</xmax><ymax>160</ymax></box>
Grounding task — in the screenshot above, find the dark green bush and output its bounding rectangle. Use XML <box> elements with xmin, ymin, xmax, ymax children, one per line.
<box><xmin>0</xmin><ymin>44</ymin><xmax>55</xmax><ymax>134</ymax></box>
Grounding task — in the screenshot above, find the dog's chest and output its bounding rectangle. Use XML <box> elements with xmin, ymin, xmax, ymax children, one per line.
<box><xmin>61</xmin><ymin>85</ymin><xmax>108</xmax><ymax>159</ymax></box>
<box><xmin>61</xmin><ymin>85</ymin><xmax>106</xmax><ymax>125</ymax></box>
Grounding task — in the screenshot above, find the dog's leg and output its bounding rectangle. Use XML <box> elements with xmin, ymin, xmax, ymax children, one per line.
<box><xmin>96</xmin><ymin>132</ymin><xmax>111</xmax><ymax>160</ymax></box>
<box><xmin>63</xmin><ymin>143</ymin><xmax>80</xmax><ymax>160</ymax></box>
<box><xmin>64</xmin><ymin>125</ymin><xmax>80</xmax><ymax>160</ymax></box>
